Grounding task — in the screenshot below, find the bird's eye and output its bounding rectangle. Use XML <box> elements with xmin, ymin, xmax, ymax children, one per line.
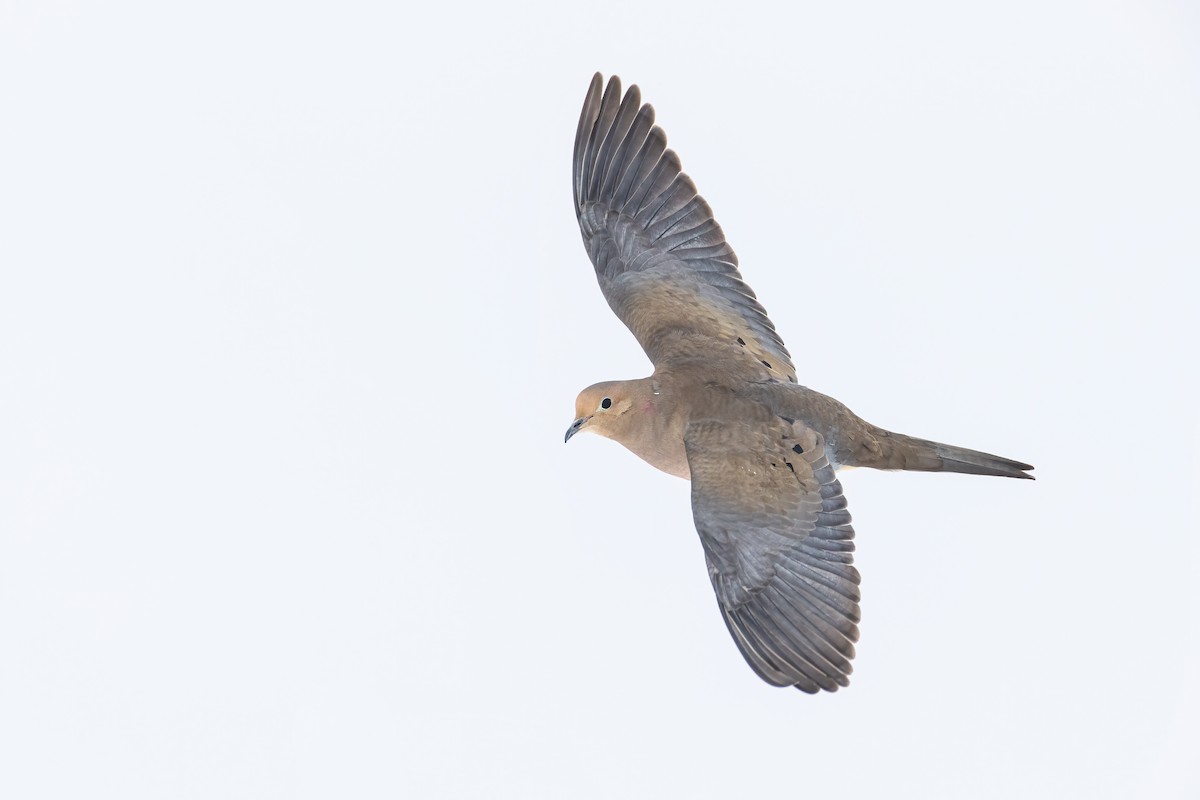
<box><xmin>601</xmin><ymin>397</ymin><xmax>612</xmax><ymax>409</ymax></box>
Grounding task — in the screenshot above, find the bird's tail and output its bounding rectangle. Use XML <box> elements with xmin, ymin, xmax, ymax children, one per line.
<box><xmin>879</xmin><ymin>431</ymin><xmax>1035</xmax><ymax>480</ymax></box>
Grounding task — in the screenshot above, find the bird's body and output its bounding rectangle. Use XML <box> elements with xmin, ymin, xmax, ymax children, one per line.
<box><xmin>572</xmin><ymin>371</ymin><xmax>1033</xmax><ymax>480</ymax></box>
<box><xmin>565</xmin><ymin>74</ymin><xmax>1033</xmax><ymax>693</ymax></box>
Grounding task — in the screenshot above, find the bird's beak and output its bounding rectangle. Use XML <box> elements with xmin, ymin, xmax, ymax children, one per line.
<box><xmin>564</xmin><ymin>415</ymin><xmax>592</xmax><ymax>443</ymax></box>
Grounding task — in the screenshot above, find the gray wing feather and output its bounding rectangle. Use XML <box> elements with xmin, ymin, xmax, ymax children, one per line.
<box><xmin>573</xmin><ymin>74</ymin><xmax>797</xmax><ymax>381</ymax></box>
<box><xmin>685</xmin><ymin>419</ymin><xmax>860</xmax><ymax>693</ymax></box>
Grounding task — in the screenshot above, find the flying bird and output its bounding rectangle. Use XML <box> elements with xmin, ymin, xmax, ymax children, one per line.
<box><xmin>564</xmin><ymin>73</ymin><xmax>1033</xmax><ymax>693</ymax></box>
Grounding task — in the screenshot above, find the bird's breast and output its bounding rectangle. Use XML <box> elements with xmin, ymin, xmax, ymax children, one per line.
<box><xmin>630</xmin><ymin>441</ymin><xmax>692</xmax><ymax>480</ymax></box>
<box><xmin>614</xmin><ymin>400</ymin><xmax>692</xmax><ymax>480</ymax></box>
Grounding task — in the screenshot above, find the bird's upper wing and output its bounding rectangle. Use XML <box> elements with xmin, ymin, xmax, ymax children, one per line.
<box><xmin>573</xmin><ymin>74</ymin><xmax>797</xmax><ymax>382</ymax></box>
<box><xmin>684</xmin><ymin>418</ymin><xmax>860</xmax><ymax>692</ymax></box>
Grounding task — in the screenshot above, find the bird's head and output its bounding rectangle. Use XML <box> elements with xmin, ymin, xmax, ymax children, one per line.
<box><xmin>564</xmin><ymin>381</ymin><xmax>641</xmax><ymax>443</ymax></box>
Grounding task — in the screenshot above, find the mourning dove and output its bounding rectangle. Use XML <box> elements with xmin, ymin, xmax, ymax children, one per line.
<box><xmin>564</xmin><ymin>74</ymin><xmax>1034</xmax><ymax>693</ymax></box>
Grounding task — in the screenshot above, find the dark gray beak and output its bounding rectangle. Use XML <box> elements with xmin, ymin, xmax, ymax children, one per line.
<box><xmin>564</xmin><ymin>416</ymin><xmax>590</xmax><ymax>443</ymax></box>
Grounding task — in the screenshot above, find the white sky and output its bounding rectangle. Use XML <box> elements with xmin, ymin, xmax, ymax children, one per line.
<box><xmin>2</xmin><ymin>1</ymin><xmax>1198</xmax><ymax>797</ymax></box>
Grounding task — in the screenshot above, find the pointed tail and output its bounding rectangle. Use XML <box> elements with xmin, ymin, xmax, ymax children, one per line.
<box><xmin>880</xmin><ymin>431</ymin><xmax>1035</xmax><ymax>480</ymax></box>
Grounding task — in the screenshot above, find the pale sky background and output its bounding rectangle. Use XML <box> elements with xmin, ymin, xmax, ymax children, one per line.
<box><xmin>2</xmin><ymin>1</ymin><xmax>1198</xmax><ymax>798</ymax></box>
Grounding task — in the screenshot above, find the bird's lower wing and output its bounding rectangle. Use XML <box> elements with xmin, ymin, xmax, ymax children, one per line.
<box><xmin>684</xmin><ymin>419</ymin><xmax>860</xmax><ymax>692</ymax></box>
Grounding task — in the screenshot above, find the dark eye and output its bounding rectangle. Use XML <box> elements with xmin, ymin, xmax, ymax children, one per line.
<box><xmin>601</xmin><ymin>397</ymin><xmax>612</xmax><ymax>409</ymax></box>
